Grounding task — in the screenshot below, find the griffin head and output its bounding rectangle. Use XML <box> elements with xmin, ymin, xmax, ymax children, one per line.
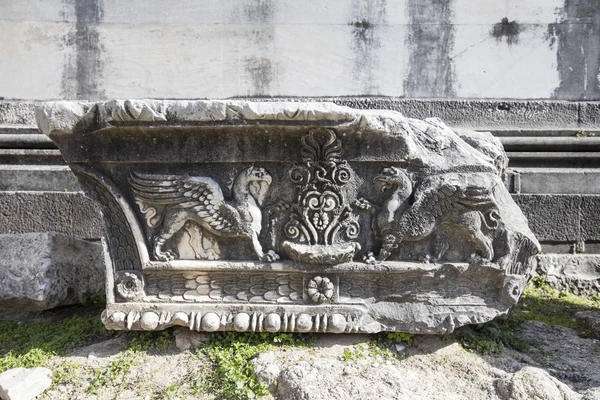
<box><xmin>373</xmin><ymin>166</ymin><xmax>412</xmax><ymax>195</ymax></box>
<box><xmin>239</xmin><ymin>166</ymin><xmax>273</xmax><ymax>206</ymax></box>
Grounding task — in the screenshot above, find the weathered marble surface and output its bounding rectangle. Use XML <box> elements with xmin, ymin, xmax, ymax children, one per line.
<box><xmin>0</xmin><ymin>232</ymin><xmax>104</xmax><ymax>311</ymax></box>
<box><xmin>37</xmin><ymin>100</ymin><xmax>540</xmax><ymax>333</ymax></box>
<box><xmin>0</xmin><ymin>367</ymin><xmax>52</xmax><ymax>400</ymax></box>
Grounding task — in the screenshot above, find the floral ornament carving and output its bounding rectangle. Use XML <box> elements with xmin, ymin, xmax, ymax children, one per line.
<box><xmin>307</xmin><ymin>276</ymin><xmax>335</xmax><ymax>304</ymax></box>
<box><xmin>115</xmin><ymin>271</ymin><xmax>145</xmax><ymax>301</ymax></box>
<box><xmin>282</xmin><ymin>129</ymin><xmax>360</xmax><ymax>264</ymax></box>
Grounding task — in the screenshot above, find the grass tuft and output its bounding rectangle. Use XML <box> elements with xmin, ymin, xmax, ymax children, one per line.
<box><xmin>198</xmin><ymin>331</ymin><xmax>311</xmax><ymax>399</ymax></box>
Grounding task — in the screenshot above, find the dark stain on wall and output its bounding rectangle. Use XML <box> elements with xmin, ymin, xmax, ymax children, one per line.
<box><xmin>349</xmin><ymin>0</ymin><xmax>386</xmax><ymax>95</ymax></box>
<box><xmin>549</xmin><ymin>0</ymin><xmax>600</xmax><ymax>100</ymax></box>
<box><xmin>61</xmin><ymin>0</ymin><xmax>105</xmax><ymax>99</ymax></box>
<box><xmin>243</xmin><ymin>0</ymin><xmax>275</xmax><ymax>24</ymax></box>
<box><xmin>404</xmin><ymin>0</ymin><xmax>455</xmax><ymax>97</ymax></box>
<box><xmin>491</xmin><ymin>18</ymin><xmax>522</xmax><ymax>45</ymax></box>
<box><xmin>246</xmin><ymin>57</ymin><xmax>273</xmax><ymax>96</ymax></box>
<box><xmin>242</xmin><ymin>0</ymin><xmax>276</xmax><ymax>96</ymax></box>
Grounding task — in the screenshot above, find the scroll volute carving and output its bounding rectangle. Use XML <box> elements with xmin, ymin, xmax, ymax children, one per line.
<box><xmin>281</xmin><ymin>129</ymin><xmax>360</xmax><ymax>265</ymax></box>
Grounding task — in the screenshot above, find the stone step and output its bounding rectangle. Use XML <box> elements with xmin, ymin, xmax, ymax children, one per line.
<box><xmin>509</xmin><ymin>168</ymin><xmax>600</xmax><ymax>195</ymax></box>
<box><xmin>0</xmin><ymin>149</ymin><xmax>64</xmax><ymax>164</ymax></box>
<box><xmin>0</xmin><ymin>165</ymin><xmax>79</xmax><ymax>191</ymax></box>
<box><xmin>0</xmin><ymin>134</ymin><xmax>55</xmax><ymax>149</ymax></box>
<box><xmin>506</xmin><ymin>152</ymin><xmax>600</xmax><ymax>168</ymax></box>
<box><xmin>0</xmin><ymin>125</ymin><xmax>40</xmax><ymax>135</ymax></box>
<box><xmin>502</xmin><ymin>136</ymin><xmax>600</xmax><ymax>151</ymax></box>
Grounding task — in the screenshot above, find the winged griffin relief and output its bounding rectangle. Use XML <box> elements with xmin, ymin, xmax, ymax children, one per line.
<box><xmin>356</xmin><ymin>166</ymin><xmax>502</xmax><ymax>263</ymax></box>
<box><xmin>129</xmin><ymin>166</ymin><xmax>279</xmax><ymax>262</ymax></box>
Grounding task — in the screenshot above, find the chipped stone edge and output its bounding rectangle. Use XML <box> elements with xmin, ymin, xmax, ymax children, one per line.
<box><xmin>35</xmin><ymin>99</ymin><xmax>414</xmax><ymax>138</ymax></box>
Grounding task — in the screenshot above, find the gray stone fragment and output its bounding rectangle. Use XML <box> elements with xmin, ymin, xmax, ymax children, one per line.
<box><xmin>173</xmin><ymin>328</ymin><xmax>210</xmax><ymax>351</ymax></box>
<box><xmin>0</xmin><ymin>367</ymin><xmax>52</xmax><ymax>400</ymax></box>
<box><xmin>251</xmin><ymin>352</ymin><xmax>281</xmax><ymax>391</ymax></box>
<box><xmin>575</xmin><ymin>311</ymin><xmax>600</xmax><ymax>339</ymax></box>
<box><xmin>537</xmin><ymin>255</ymin><xmax>600</xmax><ymax>296</ymax></box>
<box><xmin>0</xmin><ymin>232</ymin><xmax>104</xmax><ymax>311</ymax></box>
<box><xmin>496</xmin><ymin>366</ymin><xmax>582</xmax><ymax>400</ymax></box>
<box><xmin>37</xmin><ymin>100</ymin><xmax>540</xmax><ymax>334</ymax></box>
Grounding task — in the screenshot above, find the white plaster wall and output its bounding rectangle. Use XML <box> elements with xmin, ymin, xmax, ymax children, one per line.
<box><xmin>0</xmin><ymin>0</ymin><xmax>598</xmax><ymax>100</ymax></box>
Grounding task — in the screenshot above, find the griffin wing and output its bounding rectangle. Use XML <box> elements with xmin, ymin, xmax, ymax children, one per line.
<box><xmin>414</xmin><ymin>183</ymin><xmax>495</xmax><ymax>219</ymax></box>
<box><xmin>129</xmin><ymin>172</ymin><xmax>240</xmax><ymax>232</ymax></box>
<box><xmin>398</xmin><ymin>182</ymin><xmax>495</xmax><ymax>238</ymax></box>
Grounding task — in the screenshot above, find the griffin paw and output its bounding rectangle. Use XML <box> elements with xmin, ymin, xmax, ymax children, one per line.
<box><xmin>378</xmin><ymin>248</ymin><xmax>391</xmax><ymax>261</ymax></box>
<box><xmin>363</xmin><ymin>251</ymin><xmax>377</xmax><ymax>264</ymax></box>
<box><xmin>422</xmin><ymin>254</ymin><xmax>434</xmax><ymax>263</ymax></box>
<box><xmin>155</xmin><ymin>249</ymin><xmax>176</xmax><ymax>261</ymax></box>
<box><xmin>206</xmin><ymin>250</ymin><xmax>219</xmax><ymax>261</ymax></box>
<box><xmin>267</xmin><ymin>201</ymin><xmax>290</xmax><ymax>215</ymax></box>
<box><xmin>260</xmin><ymin>250</ymin><xmax>280</xmax><ymax>262</ymax></box>
<box><xmin>468</xmin><ymin>253</ymin><xmax>487</xmax><ymax>263</ymax></box>
<box><xmin>354</xmin><ymin>198</ymin><xmax>372</xmax><ymax>210</ymax></box>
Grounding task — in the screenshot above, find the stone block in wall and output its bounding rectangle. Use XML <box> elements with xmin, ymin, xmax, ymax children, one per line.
<box><xmin>513</xmin><ymin>195</ymin><xmax>580</xmax><ymax>242</ymax></box>
<box><xmin>578</xmin><ymin>101</ymin><xmax>600</xmax><ymax>128</ymax></box>
<box><xmin>0</xmin><ymin>232</ymin><xmax>105</xmax><ymax>311</ymax></box>
<box><xmin>579</xmin><ymin>196</ymin><xmax>600</xmax><ymax>242</ymax></box>
<box><xmin>513</xmin><ymin>194</ymin><xmax>600</xmax><ymax>245</ymax></box>
<box><xmin>0</xmin><ymin>192</ymin><xmax>103</xmax><ymax>240</ymax></box>
<box><xmin>537</xmin><ymin>254</ymin><xmax>600</xmax><ymax>296</ymax></box>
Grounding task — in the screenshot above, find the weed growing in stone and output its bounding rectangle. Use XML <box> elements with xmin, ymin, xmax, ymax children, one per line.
<box><xmin>0</xmin><ymin>313</ymin><xmax>112</xmax><ymax>373</ymax></box>
<box><xmin>197</xmin><ymin>331</ymin><xmax>311</xmax><ymax>400</ymax></box>
<box><xmin>516</xmin><ymin>275</ymin><xmax>600</xmax><ymax>329</ymax></box>
<box><xmin>341</xmin><ymin>344</ymin><xmax>367</xmax><ymax>361</ymax></box>
<box><xmin>367</xmin><ymin>331</ymin><xmax>414</xmax><ymax>359</ymax></box>
<box><xmin>86</xmin><ymin>330</ymin><xmax>173</xmax><ymax>395</ymax></box>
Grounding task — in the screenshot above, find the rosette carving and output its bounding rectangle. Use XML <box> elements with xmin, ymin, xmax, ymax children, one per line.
<box><xmin>115</xmin><ymin>271</ymin><xmax>145</xmax><ymax>301</ymax></box>
<box><xmin>307</xmin><ymin>276</ymin><xmax>335</xmax><ymax>303</ymax></box>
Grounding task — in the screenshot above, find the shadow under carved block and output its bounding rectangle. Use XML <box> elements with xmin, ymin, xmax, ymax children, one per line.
<box><xmin>37</xmin><ymin>100</ymin><xmax>540</xmax><ymax>334</ymax></box>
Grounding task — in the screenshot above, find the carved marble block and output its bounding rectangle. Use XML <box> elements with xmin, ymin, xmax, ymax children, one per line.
<box><xmin>37</xmin><ymin>100</ymin><xmax>540</xmax><ymax>334</ymax></box>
